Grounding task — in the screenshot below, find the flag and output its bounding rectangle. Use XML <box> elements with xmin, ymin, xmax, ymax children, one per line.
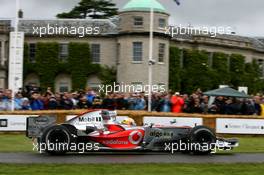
<box><xmin>174</xmin><ymin>0</ymin><xmax>181</xmax><ymax>6</ymax></box>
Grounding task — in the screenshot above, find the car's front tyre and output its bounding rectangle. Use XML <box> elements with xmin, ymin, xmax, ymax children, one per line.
<box><xmin>188</xmin><ymin>125</ymin><xmax>216</xmax><ymax>155</ymax></box>
<box><xmin>40</xmin><ymin>125</ymin><xmax>74</xmax><ymax>155</ymax></box>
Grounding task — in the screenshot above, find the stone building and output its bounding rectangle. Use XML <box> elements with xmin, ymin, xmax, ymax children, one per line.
<box><xmin>0</xmin><ymin>20</ymin><xmax>10</xmax><ymax>89</ymax></box>
<box><xmin>0</xmin><ymin>0</ymin><xmax>264</xmax><ymax>92</ymax></box>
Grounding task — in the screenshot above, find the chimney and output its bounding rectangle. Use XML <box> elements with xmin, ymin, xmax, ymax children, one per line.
<box><xmin>18</xmin><ymin>9</ymin><xmax>23</xmax><ymax>18</ymax></box>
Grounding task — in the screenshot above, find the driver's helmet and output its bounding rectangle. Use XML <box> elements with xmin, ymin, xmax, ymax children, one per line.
<box><xmin>101</xmin><ymin>110</ymin><xmax>116</xmax><ymax>122</ymax></box>
<box><xmin>121</xmin><ymin>118</ymin><xmax>136</xmax><ymax>126</ymax></box>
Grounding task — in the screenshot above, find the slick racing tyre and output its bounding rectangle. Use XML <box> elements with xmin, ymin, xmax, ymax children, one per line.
<box><xmin>40</xmin><ymin>125</ymin><xmax>75</xmax><ymax>155</ymax></box>
<box><xmin>189</xmin><ymin>126</ymin><xmax>216</xmax><ymax>155</ymax></box>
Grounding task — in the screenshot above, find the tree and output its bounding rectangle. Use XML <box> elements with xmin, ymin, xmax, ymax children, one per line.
<box><xmin>243</xmin><ymin>60</ymin><xmax>263</xmax><ymax>94</ymax></box>
<box><xmin>56</xmin><ymin>0</ymin><xmax>118</xmax><ymax>19</ymax></box>
<box><xmin>180</xmin><ymin>50</ymin><xmax>215</xmax><ymax>94</ymax></box>
<box><xmin>169</xmin><ymin>47</ymin><xmax>181</xmax><ymax>91</ymax></box>
<box><xmin>211</xmin><ymin>52</ymin><xmax>230</xmax><ymax>86</ymax></box>
<box><xmin>229</xmin><ymin>54</ymin><xmax>246</xmax><ymax>87</ymax></box>
<box><xmin>99</xmin><ymin>65</ymin><xmax>117</xmax><ymax>85</ymax></box>
<box><xmin>168</xmin><ymin>47</ymin><xmax>264</xmax><ymax>94</ymax></box>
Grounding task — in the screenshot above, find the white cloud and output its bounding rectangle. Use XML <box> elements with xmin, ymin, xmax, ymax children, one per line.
<box><xmin>0</xmin><ymin>0</ymin><xmax>263</xmax><ymax>36</ymax></box>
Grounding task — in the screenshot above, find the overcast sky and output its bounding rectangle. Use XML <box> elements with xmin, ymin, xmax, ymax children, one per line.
<box><xmin>0</xmin><ymin>0</ymin><xmax>263</xmax><ymax>37</ymax></box>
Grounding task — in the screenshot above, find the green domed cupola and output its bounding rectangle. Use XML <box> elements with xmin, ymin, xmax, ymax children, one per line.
<box><xmin>122</xmin><ymin>0</ymin><xmax>167</xmax><ymax>13</ymax></box>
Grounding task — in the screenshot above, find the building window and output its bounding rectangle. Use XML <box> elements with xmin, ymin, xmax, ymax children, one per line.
<box><xmin>55</xmin><ymin>74</ymin><xmax>72</xmax><ymax>93</ymax></box>
<box><xmin>59</xmin><ymin>43</ymin><xmax>68</xmax><ymax>62</ymax></box>
<box><xmin>134</xmin><ymin>16</ymin><xmax>143</xmax><ymax>26</ymax></box>
<box><xmin>29</xmin><ymin>43</ymin><xmax>36</xmax><ymax>62</ymax></box>
<box><xmin>59</xmin><ymin>82</ymin><xmax>69</xmax><ymax>93</ymax></box>
<box><xmin>159</xmin><ymin>18</ymin><xmax>166</xmax><ymax>28</ymax></box>
<box><xmin>133</xmin><ymin>42</ymin><xmax>143</xmax><ymax>62</ymax></box>
<box><xmin>91</xmin><ymin>44</ymin><xmax>101</xmax><ymax>63</ymax></box>
<box><xmin>158</xmin><ymin>43</ymin><xmax>166</xmax><ymax>63</ymax></box>
<box><xmin>257</xmin><ymin>59</ymin><xmax>264</xmax><ymax>77</ymax></box>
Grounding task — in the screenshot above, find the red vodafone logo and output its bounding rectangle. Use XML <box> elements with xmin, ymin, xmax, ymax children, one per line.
<box><xmin>129</xmin><ymin>131</ymin><xmax>143</xmax><ymax>144</ymax></box>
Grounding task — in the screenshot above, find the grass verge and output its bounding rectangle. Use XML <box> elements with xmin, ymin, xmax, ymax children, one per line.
<box><xmin>0</xmin><ymin>163</ymin><xmax>264</xmax><ymax>175</ymax></box>
<box><xmin>0</xmin><ymin>134</ymin><xmax>33</xmax><ymax>152</ymax></box>
<box><xmin>0</xmin><ymin>134</ymin><xmax>264</xmax><ymax>153</ymax></box>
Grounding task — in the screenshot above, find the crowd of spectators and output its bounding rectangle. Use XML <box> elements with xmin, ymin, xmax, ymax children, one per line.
<box><xmin>0</xmin><ymin>86</ymin><xmax>264</xmax><ymax>116</ymax></box>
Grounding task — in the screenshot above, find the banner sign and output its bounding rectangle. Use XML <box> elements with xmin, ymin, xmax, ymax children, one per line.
<box><xmin>8</xmin><ymin>32</ymin><xmax>24</xmax><ymax>92</ymax></box>
<box><xmin>0</xmin><ymin>115</ymin><xmax>37</xmax><ymax>131</ymax></box>
<box><xmin>216</xmin><ymin>118</ymin><xmax>264</xmax><ymax>134</ymax></box>
<box><xmin>143</xmin><ymin>116</ymin><xmax>203</xmax><ymax>127</ymax></box>
<box><xmin>66</xmin><ymin>115</ymin><xmax>129</xmax><ymax>123</ymax></box>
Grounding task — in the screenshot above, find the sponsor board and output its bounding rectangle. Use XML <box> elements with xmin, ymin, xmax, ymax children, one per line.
<box><xmin>66</xmin><ymin>115</ymin><xmax>129</xmax><ymax>123</ymax></box>
<box><xmin>143</xmin><ymin>116</ymin><xmax>203</xmax><ymax>127</ymax></box>
<box><xmin>66</xmin><ymin>115</ymin><xmax>79</xmax><ymax>121</ymax></box>
<box><xmin>238</xmin><ymin>86</ymin><xmax>248</xmax><ymax>95</ymax></box>
<box><xmin>0</xmin><ymin>115</ymin><xmax>37</xmax><ymax>131</ymax></box>
<box><xmin>216</xmin><ymin>118</ymin><xmax>264</xmax><ymax>134</ymax></box>
<box><xmin>8</xmin><ymin>32</ymin><xmax>24</xmax><ymax>92</ymax></box>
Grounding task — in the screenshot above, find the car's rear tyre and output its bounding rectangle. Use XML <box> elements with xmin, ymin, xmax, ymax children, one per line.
<box><xmin>40</xmin><ymin>125</ymin><xmax>74</xmax><ymax>155</ymax></box>
<box><xmin>189</xmin><ymin>126</ymin><xmax>216</xmax><ymax>155</ymax></box>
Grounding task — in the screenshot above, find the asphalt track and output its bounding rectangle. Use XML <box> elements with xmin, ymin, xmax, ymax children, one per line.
<box><xmin>1</xmin><ymin>152</ymin><xmax>264</xmax><ymax>164</ymax></box>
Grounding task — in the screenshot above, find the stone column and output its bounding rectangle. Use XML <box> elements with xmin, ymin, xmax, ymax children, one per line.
<box><xmin>0</xmin><ymin>71</ymin><xmax>5</xmax><ymax>89</ymax></box>
<box><xmin>0</xmin><ymin>40</ymin><xmax>5</xmax><ymax>66</ymax></box>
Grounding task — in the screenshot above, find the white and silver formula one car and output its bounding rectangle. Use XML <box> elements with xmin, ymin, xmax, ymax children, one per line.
<box><xmin>26</xmin><ymin>110</ymin><xmax>239</xmax><ymax>155</ymax></box>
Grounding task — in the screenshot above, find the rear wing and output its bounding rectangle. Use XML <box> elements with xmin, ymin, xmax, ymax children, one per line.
<box><xmin>26</xmin><ymin>115</ymin><xmax>57</xmax><ymax>138</ymax></box>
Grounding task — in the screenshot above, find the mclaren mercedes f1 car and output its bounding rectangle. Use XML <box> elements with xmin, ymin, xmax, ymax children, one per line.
<box><xmin>26</xmin><ymin>110</ymin><xmax>239</xmax><ymax>155</ymax></box>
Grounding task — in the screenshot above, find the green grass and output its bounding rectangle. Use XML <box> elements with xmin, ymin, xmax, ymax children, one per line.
<box><xmin>227</xmin><ymin>136</ymin><xmax>264</xmax><ymax>153</ymax></box>
<box><xmin>0</xmin><ymin>134</ymin><xmax>264</xmax><ymax>153</ymax></box>
<box><xmin>0</xmin><ymin>163</ymin><xmax>264</xmax><ymax>175</ymax></box>
<box><xmin>0</xmin><ymin>134</ymin><xmax>33</xmax><ymax>152</ymax></box>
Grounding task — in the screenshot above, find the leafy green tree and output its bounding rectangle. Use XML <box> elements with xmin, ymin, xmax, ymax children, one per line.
<box><xmin>169</xmin><ymin>47</ymin><xmax>181</xmax><ymax>91</ymax></box>
<box><xmin>57</xmin><ymin>0</ymin><xmax>118</xmax><ymax>19</ymax></box>
<box><xmin>180</xmin><ymin>50</ymin><xmax>215</xmax><ymax>93</ymax></box>
<box><xmin>229</xmin><ymin>54</ymin><xmax>245</xmax><ymax>87</ymax></box>
<box><xmin>35</xmin><ymin>42</ymin><xmax>59</xmax><ymax>88</ymax></box>
<box><xmin>168</xmin><ymin>48</ymin><xmax>264</xmax><ymax>94</ymax></box>
<box><xmin>243</xmin><ymin>59</ymin><xmax>263</xmax><ymax>94</ymax></box>
<box><xmin>68</xmin><ymin>42</ymin><xmax>91</xmax><ymax>90</ymax></box>
<box><xmin>211</xmin><ymin>52</ymin><xmax>230</xmax><ymax>87</ymax></box>
<box><xmin>99</xmin><ymin>65</ymin><xmax>117</xmax><ymax>85</ymax></box>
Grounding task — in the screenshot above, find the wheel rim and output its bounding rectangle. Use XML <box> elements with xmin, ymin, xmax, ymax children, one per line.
<box><xmin>196</xmin><ymin>131</ymin><xmax>214</xmax><ymax>144</ymax></box>
<box><xmin>45</xmin><ymin>128</ymin><xmax>70</xmax><ymax>152</ymax></box>
<box><xmin>193</xmin><ymin>131</ymin><xmax>215</xmax><ymax>152</ymax></box>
